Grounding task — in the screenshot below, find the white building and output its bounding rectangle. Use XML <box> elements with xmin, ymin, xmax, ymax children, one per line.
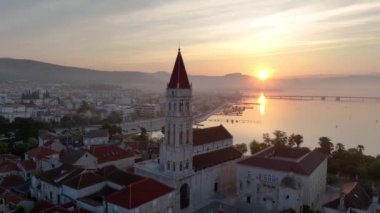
<box><xmin>83</xmin><ymin>129</ymin><xmax>109</xmax><ymax>146</ymax></box>
<box><xmin>134</xmin><ymin>49</ymin><xmax>242</xmax><ymax>211</ymax></box>
<box><xmin>237</xmin><ymin>146</ymin><xmax>327</xmax><ymax>212</ymax></box>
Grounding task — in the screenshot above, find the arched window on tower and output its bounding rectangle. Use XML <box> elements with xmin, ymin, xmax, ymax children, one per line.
<box><xmin>179</xmin><ymin>101</ymin><xmax>183</xmax><ymax>113</ymax></box>
<box><xmin>186</xmin><ymin>102</ymin><xmax>190</xmax><ymax>112</ymax></box>
<box><xmin>179</xmin><ymin>124</ymin><xmax>183</xmax><ymax>144</ymax></box>
<box><xmin>173</xmin><ymin>103</ymin><xmax>176</xmax><ymax>113</ymax></box>
<box><xmin>180</xmin><ymin>161</ymin><xmax>183</xmax><ymax>171</ymax></box>
<box><xmin>168</xmin><ymin>103</ymin><xmax>171</xmax><ymax>113</ymax></box>
<box><xmin>173</xmin><ymin>124</ymin><xmax>176</xmax><ymax>145</ymax></box>
<box><xmin>186</xmin><ymin>129</ymin><xmax>189</xmax><ymax>144</ymax></box>
<box><xmin>185</xmin><ymin>160</ymin><xmax>189</xmax><ymax>169</ymax></box>
<box><xmin>173</xmin><ymin>162</ymin><xmax>176</xmax><ymax>172</ymax></box>
<box><xmin>167</xmin><ymin>161</ymin><xmax>170</xmax><ymax>170</ymax></box>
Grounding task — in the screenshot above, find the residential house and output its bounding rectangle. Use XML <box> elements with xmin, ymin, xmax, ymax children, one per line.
<box><xmin>0</xmin><ymin>187</ymin><xmax>34</xmax><ymax>213</ymax></box>
<box><xmin>105</xmin><ymin>178</ymin><xmax>175</xmax><ymax>213</ymax></box>
<box><xmin>25</xmin><ymin>146</ymin><xmax>60</xmax><ymax>172</ymax></box>
<box><xmin>324</xmin><ymin>182</ymin><xmax>380</xmax><ymax>213</ymax></box>
<box><xmin>31</xmin><ymin>164</ymin><xmax>84</xmax><ymax>204</ymax></box>
<box><xmin>83</xmin><ymin>130</ymin><xmax>109</xmax><ymax>146</ymax></box>
<box><xmin>87</xmin><ymin>144</ymin><xmax>135</xmax><ymax>170</ymax></box>
<box><xmin>236</xmin><ymin>146</ymin><xmax>327</xmax><ymax>212</ymax></box>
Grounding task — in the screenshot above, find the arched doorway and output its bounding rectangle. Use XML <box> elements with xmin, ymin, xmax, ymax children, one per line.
<box><xmin>180</xmin><ymin>184</ymin><xmax>190</xmax><ymax>209</ymax></box>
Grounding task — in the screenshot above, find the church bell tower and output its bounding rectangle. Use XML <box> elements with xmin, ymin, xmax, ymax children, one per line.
<box><xmin>160</xmin><ymin>48</ymin><xmax>193</xmax><ymax>177</ymax></box>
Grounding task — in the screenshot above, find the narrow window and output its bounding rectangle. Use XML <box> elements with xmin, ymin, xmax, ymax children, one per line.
<box><xmin>167</xmin><ymin>128</ymin><xmax>170</xmax><ymax>144</ymax></box>
<box><xmin>186</xmin><ymin>130</ymin><xmax>189</xmax><ymax>144</ymax></box>
<box><xmin>173</xmin><ymin>124</ymin><xmax>176</xmax><ymax>144</ymax></box>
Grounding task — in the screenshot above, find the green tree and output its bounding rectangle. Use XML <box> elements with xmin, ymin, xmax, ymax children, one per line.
<box><xmin>356</xmin><ymin>144</ymin><xmax>365</xmax><ymax>154</ymax></box>
<box><xmin>60</xmin><ymin>116</ymin><xmax>75</xmax><ymax>128</ymax></box>
<box><xmin>335</xmin><ymin>143</ymin><xmax>345</xmax><ymax>152</ymax></box>
<box><xmin>12</xmin><ymin>118</ymin><xmax>50</xmax><ymax>141</ymax></box>
<box><xmin>0</xmin><ymin>142</ymin><xmax>9</xmax><ymax>154</ymax></box>
<box><xmin>234</xmin><ymin>143</ymin><xmax>248</xmax><ymax>154</ymax></box>
<box><xmin>27</xmin><ymin>137</ymin><xmax>38</xmax><ymax>149</ymax></box>
<box><xmin>106</xmin><ymin>111</ymin><xmax>123</xmax><ymax>123</ymax></box>
<box><xmin>262</xmin><ymin>133</ymin><xmax>271</xmax><ymax>146</ymax></box>
<box><xmin>101</xmin><ymin>123</ymin><xmax>122</xmax><ymax>139</ymax></box>
<box><xmin>249</xmin><ymin>140</ymin><xmax>269</xmax><ymax>154</ymax></box>
<box><xmin>318</xmin><ymin>137</ymin><xmax>334</xmax><ymax>155</ymax></box>
<box><xmin>288</xmin><ymin>134</ymin><xmax>303</xmax><ymax>148</ymax></box>
<box><xmin>0</xmin><ymin>116</ymin><xmax>10</xmax><ymax>134</ymax></box>
<box><xmin>368</xmin><ymin>159</ymin><xmax>380</xmax><ymax>179</ymax></box>
<box><xmin>272</xmin><ymin>130</ymin><xmax>288</xmax><ymax>146</ymax></box>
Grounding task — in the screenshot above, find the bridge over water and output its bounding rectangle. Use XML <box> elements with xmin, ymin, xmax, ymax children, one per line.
<box><xmin>243</xmin><ymin>95</ymin><xmax>380</xmax><ymax>102</ymax></box>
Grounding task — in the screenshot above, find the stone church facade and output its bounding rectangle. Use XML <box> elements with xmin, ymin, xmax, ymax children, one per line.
<box><xmin>135</xmin><ymin>49</ymin><xmax>242</xmax><ymax>212</ymax></box>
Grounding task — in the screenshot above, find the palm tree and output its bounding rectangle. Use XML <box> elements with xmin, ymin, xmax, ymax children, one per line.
<box><xmin>288</xmin><ymin>134</ymin><xmax>296</xmax><ymax>147</ymax></box>
<box><xmin>357</xmin><ymin>145</ymin><xmax>365</xmax><ymax>154</ymax></box>
<box><xmin>294</xmin><ymin>134</ymin><xmax>303</xmax><ymax>148</ymax></box>
<box><xmin>335</xmin><ymin>143</ymin><xmax>345</xmax><ymax>152</ymax></box>
<box><xmin>318</xmin><ymin>137</ymin><xmax>334</xmax><ymax>155</ymax></box>
<box><xmin>272</xmin><ymin>130</ymin><xmax>288</xmax><ymax>146</ymax></box>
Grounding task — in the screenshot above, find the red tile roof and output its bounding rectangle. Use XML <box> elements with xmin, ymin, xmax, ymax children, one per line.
<box><xmin>193</xmin><ymin>125</ymin><xmax>232</xmax><ymax>146</ymax></box>
<box><xmin>20</xmin><ymin>159</ymin><xmax>36</xmax><ymax>171</ymax></box>
<box><xmin>0</xmin><ymin>154</ymin><xmax>21</xmax><ymax>162</ymax></box>
<box><xmin>37</xmin><ymin>164</ymin><xmax>84</xmax><ymax>186</ymax></box>
<box><xmin>105</xmin><ymin>178</ymin><xmax>174</xmax><ymax>209</ymax></box>
<box><xmin>0</xmin><ymin>161</ymin><xmax>19</xmax><ymax>173</ymax></box>
<box><xmin>193</xmin><ymin>147</ymin><xmax>242</xmax><ymax>171</ymax></box>
<box><xmin>324</xmin><ymin>182</ymin><xmax>372</xmax><ymax>210</ymax></box>
<box><xmin>26</xmin><ymin>146</ymin><xmax>57</xmax><ymax>160</ymax></box>
<box><xmin>97</xmin><ymin>165</ymin><xmax>144</xmax><ymax>187</ymax></box>
<box><xmin>255</xmin><ymin>146</ymin><xmax>310</xmax><ymax>159</ymax></box>
<box><xmin>87</xmin><ymin>144</ymin><xmax>134</xmax><ymax>164</ymax></box>
<box><xmin>167</xmin><ymin>49</ymin><xmax>191</xmax><ymax>89</ymax></box>
<box><xmin>0</xmin><ymin>186</ymin><xmax>26</xmax><ymax>205</ymax></box>
<box><xmin>1</xmin><ymin>175</ymin><xmax>25</xmax><ymax>187</ymax></box>
<box><xmin>63</xmin><ymin>172</ymin><xmax>105</xmax><ymax>189</ymax></box>
<box><xmin>238</xmin><ymin>147</ymin><xmax>327</xmax><ymax>175</ymax></box>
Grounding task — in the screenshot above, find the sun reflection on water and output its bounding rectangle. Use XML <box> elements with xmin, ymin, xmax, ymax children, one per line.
<box><xmin>258</xmin><ymin>93</ymin><xmax>266</xmax><ymax>115</ymax></box>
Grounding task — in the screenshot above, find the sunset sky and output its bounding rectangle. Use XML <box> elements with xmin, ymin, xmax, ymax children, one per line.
<box><xmin>1</xmin><ymin>0</ymin><xmax>380</xmax><ymax>77</ymax></box>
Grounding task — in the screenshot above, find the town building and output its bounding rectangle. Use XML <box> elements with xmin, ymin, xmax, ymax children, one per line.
<box><xmin>83</xmin><ymin>129</ymin><xmax>109</xmax><ymax>146</ymax></box>
<box><xmin>237</xmin><ymin>146</ymin><xmax>327</xmax><ymax>212</ymax></box>
<box><xmin>324</xmin><ymin>182</ymin><xmax>380</xmax><ymax>213</ymax></box>
<box><xmin>134</xmin><ymin>49</ymin><xmax>242</xmax><ymax>211</ymax></box>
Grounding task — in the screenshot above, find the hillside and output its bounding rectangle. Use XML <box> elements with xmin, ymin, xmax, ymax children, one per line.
<box><xmin>1</xmin><ymin>58</ymin><xmax>380</xmax><ymax>95</ymax></box>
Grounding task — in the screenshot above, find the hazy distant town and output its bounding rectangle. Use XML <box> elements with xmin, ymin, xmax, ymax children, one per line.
<box><xmin>1</xmin><ymin>0</ymin><xmax>380</xmax><ymax>213</ymax></box>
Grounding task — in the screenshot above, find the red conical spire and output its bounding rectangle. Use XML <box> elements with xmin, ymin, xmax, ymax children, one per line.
<box><xmin>167</xmin><ymin>48</ymin><xmax>191</xmax><ymax>89</ymax></box>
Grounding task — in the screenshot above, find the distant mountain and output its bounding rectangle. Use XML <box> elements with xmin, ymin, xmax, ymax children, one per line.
<box><xmin>0</xmin><ymin>58</ymin><xmax>259</xmax><ymax>92</ymax></box>
<box><xmin>0</xmin><ymin>58</ymin><xmax>163</xmax><ymax>89</ymax></box>
<box><xmin>1</xmin><ymin>58</ymin><xmax>380</xmax><ymax>95</ymax></box>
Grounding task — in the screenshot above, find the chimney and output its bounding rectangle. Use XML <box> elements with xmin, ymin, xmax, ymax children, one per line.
<box><xmin>338</xmin><ymin>191</ymin><xmax>345</xmax><ymax>213</ymax></box>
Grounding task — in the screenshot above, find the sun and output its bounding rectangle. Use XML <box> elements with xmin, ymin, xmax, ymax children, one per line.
<box><xmin>258</xmin><ymin>70</ymin><xmax>269</xmax><ymax>80</ymax></box>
